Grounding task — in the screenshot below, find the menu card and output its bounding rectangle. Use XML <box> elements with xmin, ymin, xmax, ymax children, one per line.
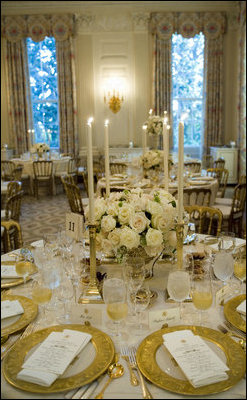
<box><xmin>236</xmin><ymin>300</ymin><xmax>246</xmax><ymax>316</ymax></box>
<box><xmin>163</xmin><ymin>330</ymin><xmax>229</xmax><ymax>388</ymax></box>
<box><xmin>1</xmin><ymin>265</ymin><xmax>19</xmax><ymax>278</ymax></box>
<box><xmin>17</xmin><ymin>329</ymin><xmax>92</xmax><ymax>387</ymax></box>
<box><xmin>1</xmin><ymin>300</ymin><xmax>24</xmax><ymax>319</ymax></box>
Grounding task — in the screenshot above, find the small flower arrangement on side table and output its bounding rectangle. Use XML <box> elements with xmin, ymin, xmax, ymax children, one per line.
<box><xmin>30</xmin><ymin>143</ymin><xmax>50</xmax><ymax>159</ymax></box>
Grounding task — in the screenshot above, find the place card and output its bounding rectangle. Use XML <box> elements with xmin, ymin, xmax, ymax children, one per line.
<box><xmin>163</xmin><ymin>330</ymin><xmax>229</xmax><ymax>388</ymax></box>
<box><xmin>1</xmin><ymin>300</ymin><xmax>24</xmax><ymax>319</ymax></box>
<box><xmin>215</xmin><ymin>284</ymin><xmax>231</xmax><ymax>305</ymax></box>
<box><xmin>66</xmin><ymin>212</ymin><xmax>84</xmax><ymax>241</ymax></box>
<box><xmin>70</xmin><ymin>305</ymin><xmax>102</xmax><ymax>326</ymax></box>
<box><xmin>236</xmin><ymin>300</ymin><xmax>246</xmax><ymax>316</ymax></box>
<box><xmin>1</xmin><ymin>265</ymin><xmax>19</xmax><ymax>278</ymax></box>
<box><xmin>149</xmin><ymin>308</ymin><xmax>180</xmax><ymax>330</ymax></box>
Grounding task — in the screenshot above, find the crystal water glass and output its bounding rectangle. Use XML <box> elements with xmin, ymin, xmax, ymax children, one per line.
<box><xmin>167</xmin><ymin>269</ymin><xmax>190</xmax><ymax>319</ymax></box>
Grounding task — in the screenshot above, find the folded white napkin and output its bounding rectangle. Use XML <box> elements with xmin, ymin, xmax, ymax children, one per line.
<box><xmin>163</xmin><ymin>330</ymin><xmax>229</xmax><ymax>388</ymax></box>
<box><xmin>1</xmin><ymin>300</ymin><xmax>24</xmax><ymax>319</ymax></box>
<box><xmin>1</xmin><ymin>265</ymin><xmax>19</xmax><ymax>279</ymax></box>
<box><xmin>17</xmin><ymin>329</ymin><xmax>92</xmax><ymax>387</ymax></box>
<box><xmin>236</xmin><ymin>300</ymin><xmax>246</xmax><ymax>316</ymax></box>
<box><xmin>31</xmin><ymin>239</ymin><xmax>44</xmax><ymax>248</ymax></box>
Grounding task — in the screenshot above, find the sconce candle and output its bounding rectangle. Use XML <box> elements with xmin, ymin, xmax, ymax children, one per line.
<box><xmin>104</xmin><ymin>120</ymin><xmax>110</xmax><ymax>198</ymax></box>
<box><xmin>178</xmin><ymin>121</ymin><xmax>184</xmax><ymax>223</ymax></box>
<box><xmin>142</xmin><ymin>125</ymin><xmax>147</xmax><ymax>154</ymax></box>
<box><xmin>163</xmin><ymin>111</ymin><xmax>169</xmax><ymax>191</ymax></box>
<box><xmin>87</xmin><ymin>117</ymin><xmax>95</xmax><ymax>223</ymax></box>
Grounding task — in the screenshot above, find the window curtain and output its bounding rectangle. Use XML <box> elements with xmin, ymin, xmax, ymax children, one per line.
<box><xmin>238</xmin><ymin>1</ymin><xmax>246</xmax><ymax>175</ymax></box>
<box><xmin>1</xmin><ymin>14</ymin><xmax>78</xmax><ymax>155</ymax></box>
<box><xmin>150</xmin><ymin>12</ymin><xmax>226</xmax><ymax>153</ymax></box>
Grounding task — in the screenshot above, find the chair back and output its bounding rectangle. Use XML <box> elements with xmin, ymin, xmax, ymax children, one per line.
<box><xmin>1</xmin><ymin>220</ymin><xmax>23</xmax><ymax>253</ymax></box>
<box><xmin>6</xmin><ymin>181</ymin><xmax>22</xmax><ymax>199</ymax></box>
<box><xmin>202</xmin><ymin>154</ymin><xmax>213</xmax><ymax>169</ymax></box>
<box><xmin>214</xmin><ymin>158</ymin><xmax>225</xmax><ymax>169</ymax></box>
<box><xmin>33</xmin><ymin>160</ymin><xmax>53</xmax><ymax>178</ymax></box>
<box><xmin>1</xmin><ymin>160</ymin><xmax>15</xmax><ymax>180</ymax></box>
<box><xmin>110</xmin><ymin>162</ymin><xmax>128</xmax><ymax>175</ymax></box>
<box><xmin>12</xmin><ymin>164</ymin><xmax>24</xmax><ymax>180</ymax></box>
<box><xmin>184</xmin><ymin>161</ymin><xmax>201</xmax><ymax>173</ymax></box>
<box><xmin>101</xmin><ymin>186</ymin><xmax>126</xmax><ymax>198</ymax></box>
<box><xmin>63</xmin><ymin>181</ymin><xmax>85</xmax><ymax>218</ymax></box>
<box><xmin>5</xmin><ymin>191</ymin><xmax>23</xmax><ymax>222</ymax></box>
<box><xmin>218</xmin><ymin>168</ymin><xmax>229</xmax><ymax>198</ymax></box>
<box><xmin>81</xmin><ymin>171</ymin><xmax>89</xmax><ymax>197</ymax></box>
<box><xmin>239</xmin><ymin>175</ymin><xmax>246</xmax><ymax>184</ymax></box>
<box><xmin>184</xmin><ymin>205</ymin><xmax>223</xmax><ymax>236</ymax></box>
<box><xmin>231</xmin><ymin>183</ymin><xmax>246</xmax><ymax>214</ymax></box>
<box><xmin>68</xmin><ymin>158</ymin><xmax>77</xmax><ymax>175</ymax></box>
<box><xmin>173</xmin><ymin>187</ymin><xmax>211</xmax><ymax>206</ymax></box>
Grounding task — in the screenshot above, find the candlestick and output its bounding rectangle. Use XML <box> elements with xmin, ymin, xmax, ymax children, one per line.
<box><xmin>142</xmin><ymin>125</ymin><xmax>147</xmax><ymax>155</ymax></box>
<box><xmin>163</xmin><ymin>111</ymin><xmax>169</xmax><ymax>191</ymax></box>
<box><xmin>87</xmin><ymin>117</ymin><xmax>95</xmax><ymax>223</ymax></box>
<box><xmin>104</xmin><ymin>119</ymin><xmax>110</xmax><ymax>198</ymax></box>
<box><xmin>178</xmin><ymin>121</ymin><xmax>184</xmax><ymax>224</ymax></box>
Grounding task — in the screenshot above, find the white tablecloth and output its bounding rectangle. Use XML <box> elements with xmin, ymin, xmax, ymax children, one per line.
<box><xmin>1</xmin><ymin>236</ymin><xmax>246</xmax><ymax>399</ymax></box>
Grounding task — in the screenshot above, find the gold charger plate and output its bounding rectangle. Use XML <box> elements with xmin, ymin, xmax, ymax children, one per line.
<box><xmin>1</xmin><ymin>261</ymin><xmax>37</xmax><ymax>289</ymax></box>
<box><xmin>224</xmin><ymin>294</ymin><xmax>246</xmax><ymax>333</ymax></box>
<box><xmin>3</xmin><ymin>324</ymin><xmax>115</xmax><ymax>393</ymax></box>
<box><xmin>1</xmin><ymin>294</ymin><xmax>38</xmax><ymax>337</ymax></box>
<box><xmin>136</xmin><ymin>325</ymin><xmax>246</xmax><ymax>396</ymax></box>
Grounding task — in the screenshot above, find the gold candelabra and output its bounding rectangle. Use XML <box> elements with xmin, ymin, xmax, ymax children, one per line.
<box><xmin>78</xmin><ymin>224</ymin><xmax>104</xmax><ymax>304</ymax></box>
<box><xmin>176</xmin><ymin>222</ymin><xmax>184</xmax><ymax>269</ymax></box>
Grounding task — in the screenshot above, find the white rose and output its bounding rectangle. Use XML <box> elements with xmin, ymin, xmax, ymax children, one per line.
<box><xmin>95</xmin><ymin>233</ymin><xmax>104</xmax><ymax>251</ymax></box>
<box><xmin>108</xmin><ymin>192</ymin><xmax>122</xmax><ymax>201</ymax></box>
<box><xmin>167</xmin><ymin>230</ymin><xmax>177</xmax><ymax>248</ymax></box>
<box><xmin>146</xmin><ymin>200</ymin><xmax>163</xmax><ymax>216</ymax></box>
<box><xmin>120</xmin><ymin>227</ymin><xmax>140</xmax><ymax>249</ymax></box>
<box><xmin>101</xmin><ymin>215</ymin><xmax>116</xmax><ymax>232</ymax></box>
<box><xmin>94</xmin><ymin>198</ymin><xmax>107</xmax><ymax>220</ymax></box>
<box><xmin>118</xmin><ymin>204</ymin><xmax>134</xmax><ymax>225</ymax></box>
<box><xmin>145</xmin><ymin>228</ymin><xmax>163</xmax><ymax>247</ymax></box>
<box><xmin>130</xmin><ymin>212</ymin><xmax>149</xmax><ymax>233</ymax></box>
<box><xmin>101</xmin><ymin>238</ymin><xmax>113</xmax><ymax>254</ymax></box>
<box><xmin>108</xmin><ymin>228</ymin><xmax>121</xmax><ymax>248</ymax></box>
<box><xmin>107</xmin><ymin>202</ymin><xmax>119</xmax><ymax>216</ymax></box>
<box><xmin>151</xmin><ymin>214</ymin><xmax>172</xmax><ymax>232</ymax></box>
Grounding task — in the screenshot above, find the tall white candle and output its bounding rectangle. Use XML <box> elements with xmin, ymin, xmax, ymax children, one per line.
<box><xmin>104</xmin><ymin>119</ymin><xmax>110</xmax><ymax>198</ymax></box>
<box><xmin>149</xmin><ymin>109</ymin><xmax>153</xmax><ymax>116</ymax></box>
<box><xmin>87</xmin><ymin>117</ymin><xmax>95</xmax><ymax>223</ymax></box>
<box><xmin>142</xmin><ymin>125</ymin><xmax>147</xmax><ymax>155</ymax></box>
<box><xmin>178</xmin><ymin>122</ymin><xmax>184</xmax><ymax>223</ymax></box>
<box><xmin>163</xmin><ymin>112</ymin><xmax>169</xmax><ymax>191</ymax></box>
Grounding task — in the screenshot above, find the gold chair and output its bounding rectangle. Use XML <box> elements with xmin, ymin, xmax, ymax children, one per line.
<box><xmin>206</xmin><ymin>167</ymin><xmax>223</xmax><ymax>182</ymax></box>
<box><xmin>216</xmin><ymin>169</ymin><xmax>229</xmax><ymax>198</ymax></box>
<box><xmin>33</xmin><ymin>160</ymin><xmax>53</xmax><ymax>198</ymax></box>
<box><xmin>60</xmin><ymin>152</ymin><xmax>74</xmax><ymax>158</ymax></box>
<box><xmin>202</xmin><ymin>154</ymin><xmax>213</xmax><ymax>169</ymax></box>
<box><xmin>173</xmin><ymin>187</ymin><xmax>211</xmax><ymax>206</ymax></box>
<box><xmin>11</xmin><ymin>164</ymin><xmax>24</xmax><ymax>180</ymax></box>
<box><xmin>110</xmin><ymin>162</ymin><xmax>128</xmax><ymax>175</ymax></box>
<box><xmin>1</xmin><ymin>191</ymin><xmax>24</xmax><ymax>222</ymax></box>
<box><xmin>81</xmin><ymin>171</ymin><xmax>89</xmax><ymax>197</ymax></box>
<box><xmin>184</xmin><ymin>205</ymin><xmax>223</xmax><ymax>236</ymax></box>
<box><xmin>63</xmin><ymin>181</ymin><xmax>85</xmax><ymax>220</ymax></box>
<box><xmin>184</xmin><ymin>161</ymin><xmax>201</xmax><ymax>173</ymax></box>
<box><xmin>100</xmin><ymin>186</ymin><xmax>126</xmax><ymax>198</ymax></box>
<box><xmin>68</xmin><ymin>158</ymin><xmax>78</xmax><ymax>183</ymax></box>
<box><xmin>1</xmin><ymin>160</ymin><xmax>15</xmax><ymax>181</ymax></box>
<box><xmin>6</xmin><ymin>181</ymin><xmax>22</xmax><ymax>198</ymax></box>
<box><xmin>239</xmin><ymin>175</ymin><xmax>246</xmax><ymax>184</ymax></box>
<box><xmin>214</xmin><ymin>183</ymin><xmax>246</xmax><ymax>237</ymax></box>
<box><xmin>1</xmin><ymin>220</ymin><xmax>23</xmax><ymax>253</ymax></box>
<box><xmin>60</xmin><ymin>174</ymin><xmax>76</xmax><ymax>197</ymax></box>
<box><xmin>214</xmin><ymin>158</ymin><xmax>225</xmax><ymax>169</ymax></box>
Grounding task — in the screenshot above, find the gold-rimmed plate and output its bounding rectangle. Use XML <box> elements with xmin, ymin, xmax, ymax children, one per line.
<box><xmin>136</xmin><ymin>325</ymin><xmax>246</xmax><ymax>396</ymax></box>
<box><xmin>1</xmin><ymin>261</ymin><xmax>37</xmax><ymax>289</ymax></box>
<box><xmin>1</xmin><ymin>294</ymin><xmax>38</xmax><ymax>337</ymax></box>
<box><xmin>224</xmin><ymin>294</ymin><xmax>246</xmax><ymax>333</ymax></box>
<box><xmin>3</xmin><ymin>324</ymin><xmax>115</xmax><ymax>393</ymax></box>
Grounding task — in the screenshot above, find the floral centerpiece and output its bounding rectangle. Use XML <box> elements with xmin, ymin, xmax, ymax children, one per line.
<box><xmin>141</xmin><ymin>150</ymin><xmax>163</xmax><ymax>171</ymax></box>
<box><xmin>85</xmin><ymin>188</ymin><xmax>179</xmax><ymax>265</ymax></box>
<box><xmin>144</xmin><ymin>115</ymin><xmax>163</xmax><ymax>136</ymax></box>
<box><xmin>30</xmin><ymin>143</ymin><xmax>50</xmax><ymax>159</ymax></box>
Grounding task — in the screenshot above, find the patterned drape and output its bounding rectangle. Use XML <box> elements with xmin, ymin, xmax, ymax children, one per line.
<box><xmin>1</xmin><ymin>14</ymin><xmax>78</xmax><ymax>154</ymax></box>
<box><xmin>238</xmin><ymin>1</ymin><xmax>246</xmax><ymax>176</ymax></box>
<box><xmin>150</xmin><ymin>12</ymin><xmax>226</xmax><ymax>153</ymax></box>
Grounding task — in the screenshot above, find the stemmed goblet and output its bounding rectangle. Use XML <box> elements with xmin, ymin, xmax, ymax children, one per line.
<box><xmin>167</xmin><ymin>268</ymin><xmax>190</xmax><ymax>320</ymax></box>
<box><xmin>191</xmin><ymin>269</ymin><xmax>213</xmax><ymax>326</ymax></box>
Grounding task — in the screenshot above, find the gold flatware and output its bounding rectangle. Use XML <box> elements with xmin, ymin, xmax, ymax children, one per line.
<box><xmin>217</xmin><ymin>324</ymin><xmax>246</xmax><ymax>350</ymax></box>
<box><xmin>1</xmin><ymin>321</ymin><xmax>36</xmax><ymax>361</ymax></box>
<box><xmin>121</xmin><ymin>345</ymin><xmax>139</xmax><ymax>386</ymax></box>
<box><xmin>1</xmin><ymin>335</ymin><xmax>9</xmax><ymax>345</ymax></box>
<box><xmin>95</xmin><ymin>362</ymin><xmax>124</xmax><ymax>399</ymax></box>
<box><xmin>129</xmin><ymin>347</ymin><xmax>153</xmax><ymax>399</ymax></box>
<box><xmin>224</xmin><ymin>320</ymin><xmax>246</xmax><ymax>338</ymax></box>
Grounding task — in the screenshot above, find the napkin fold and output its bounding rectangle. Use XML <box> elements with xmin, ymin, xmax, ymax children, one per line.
<box><xmin>30</xmin><ymin>239</ymin><xmax>44</xmax><ymax>248</ymax></box>
<box><xmin>236</xmin><ymin>300</ymin><xmax>246</xmax><ymax>316</ymax></box>
<box><xmin>1</xmin><ymin>265</ymin><xmax>19</xmax><ymax>278</ymax></box>
<box><xmin>17</xmin><ymin>329</ymin><xmax>92</xmax><ymax>387</ymax></box>
<box><xmin>163</xmin><ymin>330</ymin><xmax>229</xmax><ymax>388</ymax></box>
<box><xmin>1</xmin><ymin>300</ymin><xmax>24</xmax><ymax>319</ymax></box>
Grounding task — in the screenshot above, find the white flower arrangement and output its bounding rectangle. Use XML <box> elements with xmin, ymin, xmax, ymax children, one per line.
<box><xmin>85</xmin><ymin>188</ymin><xmax>179</xmax><ymax>263</ymax></box>
<box><xmin>141</xmin><ymin>150</ymin><xmax>163</xmax><ymax>170</ymax></box>
<box><xmin>30</xmin><ymin>143</ymin><xmax>50</xmax><ymax>154</ymax></box>
<box><xmin>145</xmin><ymin>115</ymin><xmax>163</xmax><ymax>136</ymax></box>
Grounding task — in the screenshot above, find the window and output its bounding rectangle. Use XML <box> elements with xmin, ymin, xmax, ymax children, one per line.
<box><xmin>172</xmin><ymin>33</ymin><xmax>204</xmax><ymax>158</ymax></box>
<box><xmin>26</xmin><ymin>36</ymin><xmax>59</xmax><ymax>148</ymax></box>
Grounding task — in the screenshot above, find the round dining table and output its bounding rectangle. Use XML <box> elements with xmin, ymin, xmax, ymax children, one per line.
<box><xmin>1</xmin><ymin>234</ymin><xmax>246</xmax><ymax>399</ymax></box>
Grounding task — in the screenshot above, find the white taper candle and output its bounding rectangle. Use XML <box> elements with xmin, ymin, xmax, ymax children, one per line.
<box><xmin>87</xmin><ymin>117</ymin><xmax>95</xmax><ymax>223</ymax></box>
<box><xmin>104</xmin><ymin>119</ymin><xmax>110</xmax><ymax>198</ymax></box>
<box><xmin>178</xmin><ymin>122</ymin><xmax>184</xmax><ymax>223</ymax></box>
<box><xmin>163</xmin><ymin>112</ymin><xmax>169</xmax><ymax>191</ymax></box>
<box><xmin>142</xmin><ymin>125</ymin><xmax>147</xmax><ymax>155</ymax></box>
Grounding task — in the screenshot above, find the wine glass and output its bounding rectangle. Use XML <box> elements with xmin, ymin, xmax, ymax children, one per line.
<box><xmin>57</xmin><ymin>278</ymin><xmax>74</xmax><ymax>323</ymax></box>
<box><xmin>123</xmin><ymin>257</ymin><xmax>146</xmax><ymax>294</ymax></box>
<box><xmin>15</xmin><ymin>260</ymin><xmax>35</xmax><ymax>284</ymax></box>
<box><xmin>191</xmin><ymin>269</ymin><xmax>213</xmax><ymax>326</ymax></box>
<box><xmin>31</xmin><ymin>274</ymin><xmax>53</xmax><ymax>327</ymax></box>
<box><xmin>212</xmin><ymin>248</ymin><xmax>234</xmax><ymax>285</ymax></box>
<box><xmin>167</xmin><ymin>269</ymin><xmax>190</xmax><ymax>319</ymax></box>
<box><xmin>132</xmin><ymin>286</ymin><xmax>151</xmax><ymax>335</ymax></box>
<box><xmin>234</xmin><ymin>248</ymin><xmax>246</xmax><ymax>293</ymax></box>
<box><xmin>103</xmin><ymin>278</ymin><xmax>128</xmax><ymax>340</ymax></box>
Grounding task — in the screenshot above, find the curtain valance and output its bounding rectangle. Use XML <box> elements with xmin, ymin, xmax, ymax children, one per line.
<box><xmin>1</xmin><ymin>14</ymin><xmax>75</xmax><ymax>42</ymax></box>
<box><xmin>150</xmin><ymin>12</ymin><xmax>226</xmax><ymax>39</ymax></box>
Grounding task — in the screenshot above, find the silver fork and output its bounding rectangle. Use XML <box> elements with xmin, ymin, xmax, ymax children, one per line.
<box><xmin>129</xmin><ymin>347</ymin><xmax>153</xmax><ymax>399</ymax></box>
<box><xmin>120</xmin><ymin>345</ymin><xmax>139</xmax><ymax>386</ymax></box>
<box><xmin>224</xmin><ymin>321</ymin><xmax>246</xmax><ymax>339</ymax></box>
<box><xmin>1</xmin><ymin>321</ymin><xmax>37</xmax><ymax>361</ymax></box>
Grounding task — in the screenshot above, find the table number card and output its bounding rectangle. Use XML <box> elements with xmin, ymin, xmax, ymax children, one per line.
<box><xmin>71</xmin><ymin>305</ymin><xmax>102</xmax><ymax>327</ymax></box>
<box><xmin>149</xmin><ymin>308</ymin><xmax>180</xmax><ymax>330</ymax></box>
<box><xmin>66</xmin><ymin>213</ymin><xmax>84</xmax><ymax>241</ymax></box>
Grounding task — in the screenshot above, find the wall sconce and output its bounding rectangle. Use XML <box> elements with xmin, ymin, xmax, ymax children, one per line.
<box><xmin>103</xmin><ymin>77</ymin><xmax>125</xmax><ymax>114</ymax></box>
